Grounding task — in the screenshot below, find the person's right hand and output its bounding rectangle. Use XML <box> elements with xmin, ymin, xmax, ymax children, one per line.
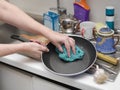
<box><xmin>49</xmin><ymin>32</ymin><xmax>76</xmax><ymax>57</ymax></box>
<box><xmin>19</xmin><ymin>42</ymin><xmax>49</xmax><ymax>60</ymax></box>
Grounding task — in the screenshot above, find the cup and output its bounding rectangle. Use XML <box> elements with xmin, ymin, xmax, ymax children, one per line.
<box><xmin>80</xmin><ymin>21</ymin><xmax>95</xmax><ymax>39</ymax></box>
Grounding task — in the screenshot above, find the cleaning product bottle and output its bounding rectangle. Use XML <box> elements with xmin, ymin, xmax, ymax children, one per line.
<box><xmin>74</xmin><ymin>0</ymin><xmax>90</xmax><ymax>22</ymax></box>
<box><xmin>43</xmin><ymin>11</ymin><xmax>60</xmax><ymax>32</ymax></box>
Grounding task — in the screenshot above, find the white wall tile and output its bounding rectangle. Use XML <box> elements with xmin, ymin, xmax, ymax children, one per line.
<box><xmin>9</xmin><ymin>0</ymin><xmax>120</xmax><ymax>29</ymax></box>
<box><xmin>9</xmin><ymin>0</ymin><xmax>57</xmax><ymax>15</ymax></box>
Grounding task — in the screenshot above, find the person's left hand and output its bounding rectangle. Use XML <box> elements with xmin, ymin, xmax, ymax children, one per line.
<box><xmin>50</xmin><ymin>32</ymin><xmax>76</xmax><ymax>57</ymax></box>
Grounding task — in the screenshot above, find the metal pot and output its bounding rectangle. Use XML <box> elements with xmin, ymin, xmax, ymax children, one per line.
<box><xmin>61</xmin><ymin>18</ymin><xmax>80</xmax><ymax>34</ymax></box>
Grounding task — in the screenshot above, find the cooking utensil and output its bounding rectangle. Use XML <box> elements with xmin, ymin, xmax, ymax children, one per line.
<box><xmin>11</xmin><ymin>34</ymin><xmax>31</xmax><ymax>42</ymax></box>
<box><xmin>11</xmin><ymin>34</ymin><xmax>97</xmax><ymax>76</ymax></box>
<box><xmin>61</xmin><ymin>18</ymin><xmax>80</xmax><ymax>34</ymax></box>
<box><xmin>97</xmin><ymin>52</ymin><xmax>119</xmax><ymax>65</ymax></box>
<box><xmin>95</xmin><ymin>62</ymin><xmax>117</xmax><ymax>75</ymax></box>
<box><xmin>42</xmin><ymin>35</ymin><xmax>97</xmax><ymax>76</ymax></box>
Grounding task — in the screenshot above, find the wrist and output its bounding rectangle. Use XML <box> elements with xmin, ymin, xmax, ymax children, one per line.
<box><xmin>17</xmin><ymin>43</ymin><xmax>29</xmax><ymax>52</ymax></box>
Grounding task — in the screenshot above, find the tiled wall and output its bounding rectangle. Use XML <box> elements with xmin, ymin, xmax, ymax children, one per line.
<box><xmin>9</xmin><ymin>0</ymin><xmax>120</xmax><ymax>29</ymax></box>
<box><xmin>9</xmin><ymin>0</ymin><xmax>57</xmax><ymax>15</ymax></box>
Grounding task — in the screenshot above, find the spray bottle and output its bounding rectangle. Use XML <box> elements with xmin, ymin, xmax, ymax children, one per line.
<box><xmin>74</xmin><ymin>0</ymin><xmax>90</xmax><ymax>22</ymax></box>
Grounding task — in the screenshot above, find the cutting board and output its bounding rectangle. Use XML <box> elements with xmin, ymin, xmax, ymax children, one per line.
<box><xmin>20</xmin><ymin>34</ymin><xmax>50</xmax><ymax>45</ymax></box>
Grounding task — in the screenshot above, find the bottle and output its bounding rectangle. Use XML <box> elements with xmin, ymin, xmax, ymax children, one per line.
<box><xmin>74</xmin><ymin>0</ymin><xmax>90</xmax><ymax>22</ymax></box>
<box><xmin>105</xmin><ymin>6</ymin><xmax>115</xmax><ymax>30</ymax></box>
<box><xmin>43</xmin><ymin>11</ymin><xmax>60</xmax><ymax>32</ymax></box>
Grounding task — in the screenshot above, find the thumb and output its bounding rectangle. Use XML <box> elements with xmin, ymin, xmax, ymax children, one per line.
<box><xmin>40</xmin><ymin>45</ymin><xmax>49</xmax><ymax>52</ymax></box>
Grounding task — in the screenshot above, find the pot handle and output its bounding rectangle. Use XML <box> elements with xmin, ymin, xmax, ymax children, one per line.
<box><xmin>113</xmin><ymin>35</ymin><xmax>120</xmax><ymax>47</ymax></box>
<box><xmin>73</xmin><ymin>20</ymin><xmax>81</xmax><ymax>33</ymax></box>
<box><xmin>11</xmin><ymin>34</ymin><xmax>31</xmax><ymax>42</ymax></box>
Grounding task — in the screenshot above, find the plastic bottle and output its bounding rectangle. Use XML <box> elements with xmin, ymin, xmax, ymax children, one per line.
<box><xmin>105</xmin><ymin>6</ymin><xmax>115</xmax><ymax>30</ymax></box>
<box><xmin>43</xmin><ymin>11</ymin><xmax>60</xmax><ymax>32</ymax></box>
<box><xmin>74</xmin><ymin>0</ymin><xmax>90</xmax><ymax>22</ymax></box>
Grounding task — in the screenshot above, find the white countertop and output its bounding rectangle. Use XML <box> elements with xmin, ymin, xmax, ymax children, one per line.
<box><xmin>0</xmin><ymin>53</ymin><xmax>120</xmax><ymax>90</ymax></box>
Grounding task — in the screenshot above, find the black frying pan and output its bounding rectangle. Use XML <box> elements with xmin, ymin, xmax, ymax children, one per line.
<box><xmin>42</xmin><ymin>35</ymin><xmax>97</xmax><ymax>76</ymax></box>
<box><xmin>11</xmin><ymin>34</ymin><xmax>97</xmax><ymax>76</ymax></box>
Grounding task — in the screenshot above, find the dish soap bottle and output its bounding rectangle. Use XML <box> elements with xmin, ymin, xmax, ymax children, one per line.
<box><xmin>74</xmin><ymin>0</ymin><xmax>90</xmax><ymax>22</ymax></box>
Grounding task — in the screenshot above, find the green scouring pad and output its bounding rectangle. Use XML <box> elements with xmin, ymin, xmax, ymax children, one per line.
<box><xmin>56</xmin><ymin>45</ymin><xmax>84</xmax><ymax>62</ymax></box>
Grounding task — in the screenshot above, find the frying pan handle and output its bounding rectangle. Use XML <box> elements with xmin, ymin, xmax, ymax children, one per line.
<box><xmin>11</xmin><ymin>34</ymin><xmax>31</xmax><ymax>42</ymax></box>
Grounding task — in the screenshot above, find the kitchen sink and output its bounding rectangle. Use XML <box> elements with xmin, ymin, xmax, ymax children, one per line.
<box><xmin>0</xmin><ymin>23</ymin><xmax>20</xmax><ymax>43</ymax></box>
<box><xmin>0</xmin><ymin>16</ymin><xmax>120</xmax><ymax>82</ymax></box>
<box><xmin>96</xmin><ymin>45</ymin><xmax>120</xmax><ymax>82</ymax></box>
<box><xmin>0</xmin><ymin>13</ymin><xmax>43</xmax><ymax>44</ymax></box>
<box><xmin>0</xmin><ymin>14</ymin><xmax>44</xmax><ymax>59</ymax></box>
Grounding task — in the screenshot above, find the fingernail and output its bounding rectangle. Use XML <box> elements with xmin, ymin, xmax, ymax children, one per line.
<box><xmin>68</xmin><ymin>54</ymin><xmax>70</xmax><ymax>57</ymax></box>
<box><xmin>47</xmin><ymin>49</ymin><xmax>49</xmax><ymax>52</ymax></box>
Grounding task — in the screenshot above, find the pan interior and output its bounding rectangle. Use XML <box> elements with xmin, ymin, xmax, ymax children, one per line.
<box><xmin>42</xmin><ymin>36</ymin><xmax>96</xmax><ymax>75</ymax></box>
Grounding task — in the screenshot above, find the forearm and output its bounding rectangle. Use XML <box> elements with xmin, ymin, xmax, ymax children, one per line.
<box><xmin>0</xmin><ymin>44</ymin><xmax>23</xmax><ymax>56</ymax></box>
<box><xmin>0</xmin><ymin>0</ymin><xmax>55</xmax><ymax>40</ymax></box>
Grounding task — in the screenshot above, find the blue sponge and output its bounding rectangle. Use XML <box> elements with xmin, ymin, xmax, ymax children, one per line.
<box><xmin>56</xmin><ymin>45</ymin><xmax>84</xmax><ymax>62</ymax></box>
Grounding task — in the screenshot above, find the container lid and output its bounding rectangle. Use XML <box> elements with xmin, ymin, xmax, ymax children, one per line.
<box><xmin>98</xmin><ymin>27</ymin><xmax>114</xmax><ymax>36</ymax></box>
<box><xmin>74</xmin><ymin>0</ymin><xmax>90</xmax><ymax>10</ymax></box>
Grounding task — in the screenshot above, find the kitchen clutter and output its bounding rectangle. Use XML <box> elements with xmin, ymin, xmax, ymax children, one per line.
<box><xmin>41</xmin><ymin>0</ymin><xmax>120</xmax><ymax>84</ymax></box>
<box><xmin>44</xmin><ymin>0</ymin><xmax>91</xmax><ymax>34</ymax></box>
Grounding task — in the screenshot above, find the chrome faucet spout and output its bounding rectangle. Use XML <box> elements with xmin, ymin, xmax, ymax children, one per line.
<box><xmin>57</xmin><ymin>0</ymin><xmax>60</xmax><ymax>14</ymax></box>
<box><xmin>56</xmin><ymin>0</ymin><xmax>66</xmax><ymax>16</ymax></box>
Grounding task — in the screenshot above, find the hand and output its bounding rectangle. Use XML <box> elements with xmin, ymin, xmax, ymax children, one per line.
<box><xmin>19</xmin><ymin>42</ymin><xmax>49</xmax><ymax>60</ymax></box>
<box><xmin>51</xmin><ymin>32</ymin><xmax>76</xmax><ymax>57</ymax></box>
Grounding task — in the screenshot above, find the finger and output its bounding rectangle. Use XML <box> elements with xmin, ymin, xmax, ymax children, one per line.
<box><xmin>30</xmin><ymin>39</ymin><xmax>43</xmax><ymax>45</ymax></box>
<box><xmin>69</xmin><ymin>38</ymin><xmax>76</xmax><ymax>54</ymax></box>
<box><xmin>64</xmin><ymin>40</ymin><xmax>71</xmax><ymax>57</ymax></box>
<box><xmin>39</xmin><ymin>45</ymin><xmax>49</xmax><ymax>52</ymax></box>
<box><xmin>56</xmin><ymin>44</ymin><xmax>63</xmax><ymax>52</ymax></box>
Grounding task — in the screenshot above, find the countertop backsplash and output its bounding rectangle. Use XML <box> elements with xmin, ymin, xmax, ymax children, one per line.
<box><xmin>9</xmin><ymin>0</ymin><xmax>120</xmax><ymax>29</ymax></box>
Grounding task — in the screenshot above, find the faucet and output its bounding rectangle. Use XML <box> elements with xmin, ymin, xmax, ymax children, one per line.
<box><xmin>57</xmin><ymin>0</ymin><xmax>67</xmax><ymax>16</ymax></box>
<box><xmin>57</xmin><ymin>0</ymin><xmax>60</xmax><ymax>14</ymax></box>
<box><xmin>50</xmin><ymin>0</ymin><xmax>67</xmax><ymax>16</ymax></box>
